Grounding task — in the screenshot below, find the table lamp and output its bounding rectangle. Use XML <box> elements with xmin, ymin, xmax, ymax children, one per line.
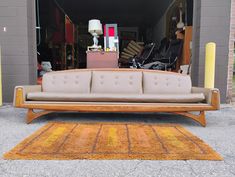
<box><xmin>88</xmin><ymin>19</ymin><xmax>103</xmax><ymax>49</ymax></box>
<box><xmin>177</xmin><ymin>3</ymin><xmax>185</xmax><ymax>29</ymax></box>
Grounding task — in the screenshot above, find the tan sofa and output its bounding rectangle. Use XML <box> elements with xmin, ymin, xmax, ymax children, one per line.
<box><xmin>14</xmin><ymin>69</ymin><xmax>220</xmax><ymax>126</ymax></box>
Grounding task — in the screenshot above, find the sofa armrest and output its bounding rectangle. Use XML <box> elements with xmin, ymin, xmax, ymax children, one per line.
<box><xmin>192</xmin><ymin>87</ymin><xmax>220</xmax><ymax>110</ymax></box>
<box><xmin>13</xmin><ymin>85</ymin><xmax>42</xmax><ymax>107</ymax></box>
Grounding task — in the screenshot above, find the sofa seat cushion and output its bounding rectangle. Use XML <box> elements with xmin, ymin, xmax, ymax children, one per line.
<box><xmin>27</xmin><ymin>92</ymin><xmax>205</xmax><ymax>103</ymax></box>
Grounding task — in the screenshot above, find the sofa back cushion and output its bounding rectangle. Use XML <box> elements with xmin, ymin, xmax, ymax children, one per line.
<box><xmin>91</xmin><ymin>71</ymin><xmax>143</xmax><ymax>94</ymax></box>
<box><xmin>143</xmin><ymin>71</ymin><xmax>192</xmax><ymax>94</ymax></box>
<box><xmin>42</xmin><ymin>71</ymin><xmax>92</xmax><ymax>93</ymax></box>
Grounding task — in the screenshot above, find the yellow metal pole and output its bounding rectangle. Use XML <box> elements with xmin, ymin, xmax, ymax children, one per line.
<box><xmin>204</xmin><ymin>42</ymin><xmax>216</xmax><ymax>88</ymax></box>
<box><xmin>0</xmin><ymin>46</ymin><xmax>2</xmax><ymax>106</ymax></box>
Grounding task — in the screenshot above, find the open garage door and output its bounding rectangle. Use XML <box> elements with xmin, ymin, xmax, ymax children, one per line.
<box><xmin>36</xmin><ymin>0</ymin><xmax>194</xmax><ymax>79</ymax></box>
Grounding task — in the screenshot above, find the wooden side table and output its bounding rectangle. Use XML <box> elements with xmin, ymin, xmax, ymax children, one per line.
<box><xmin>86</xmin><ymin>51</ymin><xmax>119</xmax><ymax>68</ymax></box>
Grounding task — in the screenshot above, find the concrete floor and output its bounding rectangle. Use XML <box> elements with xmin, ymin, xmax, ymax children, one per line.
<box><xmin>0</xmin><ymin>104</ymin><xmax>235</xmax><ymax>177</ymax></box>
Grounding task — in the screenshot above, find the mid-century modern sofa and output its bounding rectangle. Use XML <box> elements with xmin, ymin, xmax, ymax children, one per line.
<box><xmin>13</xmin><ymin>69</ymin><xmax>220</xmax><ymax>126</ymax></box>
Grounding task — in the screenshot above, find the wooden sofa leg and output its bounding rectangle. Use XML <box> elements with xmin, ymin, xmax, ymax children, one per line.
<box><xmin>26</xmin><ymin>109</ymin><xmax>53</xmax><ymax>124</ymax></box>
<box><xmin>174</xmin><ymin>111</ymin><xmax>206</xmax><ymax>127</ymax></box>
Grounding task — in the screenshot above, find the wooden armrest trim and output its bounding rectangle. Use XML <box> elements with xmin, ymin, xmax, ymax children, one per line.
<box><xmin>211</xmin><ymin>89</ymin><xmax>220</xmax><ymax>110</ymax></box>
<box><xmin>14</xmin><ymin>87</ymin><xmax>24</xmax><ymax>107</ymax></box>
<box><xmin>14</xmin><ymin>85</ymin><xmax>42</xmax><ymax>107</ymax></box>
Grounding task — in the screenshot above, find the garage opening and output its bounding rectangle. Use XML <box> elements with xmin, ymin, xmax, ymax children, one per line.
<box><xmin>36</xmin><ymin>0</ymin><xmax>194</xmax><ymax>81</ymax></box>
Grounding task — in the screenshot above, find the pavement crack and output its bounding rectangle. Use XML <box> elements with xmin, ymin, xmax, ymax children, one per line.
<box><xmin>119</xmin><ymin>161</ymin><xmax>143</xmax><ymax>177</ymax></box>
<box><xmin>185</xmin><ymin>161</ymin><xmax>198</xmax><ymax>177</ymax></box>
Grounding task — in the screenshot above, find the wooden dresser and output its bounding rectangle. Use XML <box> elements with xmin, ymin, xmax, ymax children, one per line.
<box><xmin>87</xmin><ymin>51</ymin><xmax>119</xmax><ymax>68</ymax></box>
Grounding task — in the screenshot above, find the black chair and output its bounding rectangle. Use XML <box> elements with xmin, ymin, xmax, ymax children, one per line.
<box><xmin>129</xmin><ymin>43</ymin><xmax>156</xmax><ymax>68</ymax></box>
<box><xmin>154</xmin><ymin>37</ymin><xmax>170</xmax><ymax>59</ymax></box>
<box><xmin>142</xmin><ymin>39</ymin><xmax>184</xmax><ymax>70</ymax></box>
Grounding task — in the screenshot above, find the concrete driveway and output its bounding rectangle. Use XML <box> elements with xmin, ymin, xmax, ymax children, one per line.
<box><xmin>0</xmin><ymin>104</ymin><xmax>235</xmax><ymax>177</ymax></box>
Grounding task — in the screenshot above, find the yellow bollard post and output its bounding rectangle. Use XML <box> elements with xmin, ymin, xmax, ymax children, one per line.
<box><xmin>0</xmin><ymin>46</ymin><xmax>2</xmax><ymax>106</ymax></box>
<box><xmin>204</xmin><ymin>42</ymin><xmax>216</xmax><ymax>89</ymax></box>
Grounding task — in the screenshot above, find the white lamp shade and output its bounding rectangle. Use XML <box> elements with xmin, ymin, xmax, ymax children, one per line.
<box><xmin>88</xmin><ymin>19</ymin><xmax>103</xmax><ymax>35</ymax></box>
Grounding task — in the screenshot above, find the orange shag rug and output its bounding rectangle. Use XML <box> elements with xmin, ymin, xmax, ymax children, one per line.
<box><xmin>4</xmin><ymin>122</ymin><xmax>222</xmax><ymax>160</ymax></box>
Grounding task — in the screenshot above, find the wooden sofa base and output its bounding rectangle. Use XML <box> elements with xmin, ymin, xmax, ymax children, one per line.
<box><xmin>27</xmin><ymin>109</ymin><xmax>54</xmax><ymax>124</ymax></box>
<box><xmin>26</xmin><ymin>108</ymin><xmax>206</xmax><ymax>127</ymax></box>
<box><xmin>174</xmin><ymin>111</ymin><xmax>206</xmax><ymax>127</ymax></box>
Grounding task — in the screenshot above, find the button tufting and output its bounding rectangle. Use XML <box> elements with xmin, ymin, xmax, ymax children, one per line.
<box><xmin>129</xmin><ymin>76</ymin><xmax>133</xmax><ymax>80</ymax></box>
<box><xmin>129</xmin><ymin>81</ymin><xmax>133</xmax><ymax>85</ymax></box>
<box><xmin>75</xmin><ymin>81</ymin><xmax>79</xmax><ymax>84</ymax></box>
<box><xmin>155</xmin><ymin>82</ymin><xmax>158</xmax><ymax>85</ymax></box>
<box><xmin>64</xmin><ymin>81</ymin><xmax>67</xmax><ymax>84</ymax></box>
<box><xmin>76</xmin><ymin>75</ymin><xmax>79</xmax><ymax>79</ymax></box>
<box><xmin>100</xmin><ymin>81</ymin><xmax>104</xmax><ymax>85</ymax></box>
<box><xmin>100</xmin><ymin>75</ymin><xmax>104</xmax><ymax>79</ymax></box>
<box><xmin>115</xmin><ymin>76</ymin><xmax>119</xmax><ymax>79</ymax></box>
<box><xmin>115</xmin><ymin>81</ymin><xmax>118</xmax><ymax>85</ymax></box>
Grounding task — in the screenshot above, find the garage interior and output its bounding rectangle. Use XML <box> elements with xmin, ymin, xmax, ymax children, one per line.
<box><xmin>36</xmin><ymin>0</ymin><xmax>193</xmax><ymax>81</ymax></box>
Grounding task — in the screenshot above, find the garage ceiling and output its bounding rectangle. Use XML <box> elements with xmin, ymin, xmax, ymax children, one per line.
<box><xmin>56</xmin><ymin>0</ymin><xmax>173</xmax><ymax>26</ymax></box>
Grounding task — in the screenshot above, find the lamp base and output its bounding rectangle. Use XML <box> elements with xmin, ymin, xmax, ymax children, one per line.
<box><xmin>87</xmin><ymin>45</ymin><xmax>102</xmax><ymax>51</ymax></box>
<box><xmin>87</xmin><ymin>34</ymin><xmax>102</xmax><ymax>51</ymax></box>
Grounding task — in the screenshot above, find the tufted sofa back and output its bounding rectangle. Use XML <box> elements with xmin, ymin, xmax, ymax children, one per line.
<box><xmin>42</xmin><ymin>70</ymin><xmax>192</xmax><ymax>94</ymax></box>
<box><xmin>42</xmin><ymin>71</ymin><xmax>92</xmax><ymax>93</ymax></box>
<box><xmin>91</xmin><ymin>71</ymin><xmax>143</xmax><ymax>94</ymax></box>
<box><xmin>143</xmin><ymin>72</ymin><xmax>192</xmax><ymax>94</ymax></box>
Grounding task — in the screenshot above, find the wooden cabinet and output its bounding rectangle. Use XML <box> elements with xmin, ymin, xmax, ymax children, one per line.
<box><xmin>182</xmin><ymin>26</ymin><xmax>193</xmax><ymax>65</ymax></box>
<box><xmin>87</xmin><ymin>51</ymin><xmax>119</xmax><ymax>68</ymax></box>
<box><xmin>50</xmin><ymin>15</ymin><xmax>78</xmax><ymax>70</ymax></box>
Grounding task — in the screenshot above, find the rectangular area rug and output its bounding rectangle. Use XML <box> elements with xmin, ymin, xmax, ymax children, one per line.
<box><xmin>4</xmin><ymin>122</ymin><xmax>222</xmax><ymax>160</ymax></box>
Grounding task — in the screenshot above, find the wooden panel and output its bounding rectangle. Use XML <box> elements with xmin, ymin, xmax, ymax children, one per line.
<box><xmin>87</xmin><ymin>51</ymin><xmax>119</xmax><ymax>68</ymax></box>
<box><xmin>65</xmin><ymin>16</ymin><xmax>75</xmax><ymax>44</ymax></box>
<box><xmin>21</xmin><ymin>102</ymin><xmax>215</xmax><ymax>112</ymax></box>
<box><xmin>182</xmin><ymin>26</ymin><xmax>193</xmax><ymax>65</ymax></box>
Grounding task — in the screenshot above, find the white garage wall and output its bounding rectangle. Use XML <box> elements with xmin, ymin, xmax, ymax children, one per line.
<box><xmin>0</xmin><ymin>0</ymin><xmax>37</xmax><ymax>102</ymax></box>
